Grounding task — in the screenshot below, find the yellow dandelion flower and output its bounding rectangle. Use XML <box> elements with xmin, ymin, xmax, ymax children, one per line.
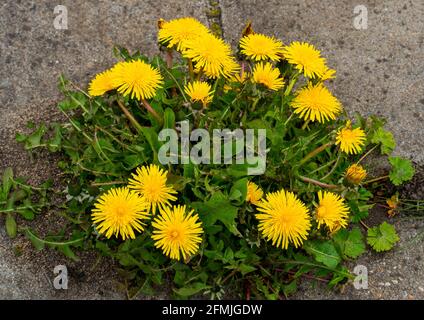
<box><xmin>320</xmin><ymin>67</ymin><xmax>336</xmax><ymax>81</ymax></box>
<box><xmin>345</xmin><ymin>164</ymin><xmax>367</xmax><ymax>184</ymax></box>
<box><xmin>158</xmin><ymin>17</ymin><xmax>210</xmax><ymax>51</ymax></box>
<box><xmin>152</xmin><ymin>205</ymin><xmax>203</xmax><ymax>261</ymax></box>
<box><xmin>208</xmin><ymin>58</ymin><xmax>241</xmax><ymax>79</ymax></box>
<box><xmin>291</xmin><ymin>83</ymin><xmax>342</xmax><ymax>123</ymax></box>
<box><xmin>255</xmin><ymin>189</ymin><xmax>311</xmax><ymax>249</ymax></box>
<box><xmin>91</xmin><ymin>187</ymin><xmax>149</xmax><ymax>240</ymax></box>
<box><xmin>110</xmin><ymin>60</ymin><xmax>163</xmax><ymax>101</ymax></box>
<box><xmin>246</xmin><ymin>181</ymin><xmax>263</xmax><ymax>205</ymax></box>
<box><xmin>239</xmin><ymin>33</ymin><xmax>284</xmax><ymax>61</ymax></box>
<box><xmin>230</xmin><ymin>69</ymin><xmax>250</xmax><ymax>83</ymax></box>
<box><xmin>183</xmin><ymin>33</ymin><xmax>239</xmax><ymax>78</ymax></box>
<box><xmin>88</xmin><ymin>69</ymin><xmax>116</xmax><ymax>96</ymax></box>
<box><xmin>128</xmin><ymin>164</ymin><xmax>177</xmax><ymax>214</ymax></box>
<box><xmin>184</xmin><ymin>81</ymin><xmax>213</xmax><ymax>106</ymax></box>
<box><xmin>335</xmin><ymin>121</ymin><xmax>366</xmax><ymax>154</ymax></box>
<box><xmin>282</xmin><ymin>41</ymin><xmax>327</xmax><ymax>78</ymax></box>
<box><xmin>315</xmin><ymin>191</ymin><xmax>349</xmax><ymax>233</ymax></box>
<box><xmin>228</xmin><ymin>66</ymin><xmax>250</xmax><ymax>83</ymax></box>
<box><xmin>252</xmin><ymin>62</ymin><xmax>285</xmax><ymax>91</ymax></box>
<box><xmin>224</xmin><ymin>69</ymin><xmax>250</xmax><ymax>92</ymax></box>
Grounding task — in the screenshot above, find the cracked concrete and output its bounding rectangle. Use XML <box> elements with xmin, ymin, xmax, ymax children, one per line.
<box><xmin>1</xmin><ymin>0</ymin><xmax>423</xmax><ymax>299</ymax></box>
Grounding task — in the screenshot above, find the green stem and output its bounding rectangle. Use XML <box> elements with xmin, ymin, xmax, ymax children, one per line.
<box><xmin>400</xmin><ymin>199</ymin><xmax>424</xmax><ymax>203</ymax></box>
<box><xmin>283</xmin><ymin>113</ymin><xmax>294</xmax><ymax>126</ymax></box>
<box><xmin>213</xmin><ymin>77</ymin><xmax>220</xmax><ymax>94</ymax></box>
<box><xmin>129</xmin><ymin>278</ymin><xmax>149</xmax><ymax>300</ymax></box>
<box><xmin>359</xmin><ymin>220</ymin><xmax>370</xmax><ymax>230</ymax></box>
<box><xmin>59</xmin><ymin>108</ymin><xmax>93</xmax><ymax>143</ymax></box>
<box><xmin>91</xmin><ymin>180</ymin><xmax>125</xmax><ymax>187</ymax></box>
<box><xmin>196</xmin><ymin>68</ymin><xmax>204</xmax><ymax>81</ymax></box>
<box><xmin>321</xmin><ymin>152</ymin><xmax>341</xmax><ymax>180</ymax></box>
<box><xmin>141</xmin><ymin>99</ymin><xmax>163</xmax><ymax>125</ymax></box>
<box><xmin>95</xmin><ymin>126</ymin><xmax>131</xmax><ymax>149</ymax></box>
<box><xmin>162</xmin><ymin>65</ymin><xmax>189</xmax><ymax>102</ymax></box>
<box><xmin>188</xmin><ymin>58</ymin><xmax>194</xmax><ymax>80</ymax></box>
<box><xmin>298</xmin><ymin>175</ymin><xmax>339</xmax><ymax>189</ymax></box>
<box><xmin>117</xmin><ymin>100</ymin><xmax>143</xmax><ymax>134</ymax></box>
<box><xmin>301</xmin><ymin>119</ymin><xmax>310</xmax><ymax>130</ymax></box>
<box><xmin>299</xmin><ymin>142</ymin><xmax>333</xmax><ymax>166</ymax></box>
<box><xmin>222</xmin><ymin>270</ymin><xmax>237</xmax><ymax>285</ymax></box>
<box><xmin>363</xmin><ymin>175</ymin><xmax>389</xmax><ymax>185</ymax></box>
<box><xmin>309</xmin><ymin>158</ymin><xmax>337</xmax><ymax>175</ymax></box>
<box><xmin>272</xmin><ymin>259</ymin><xmax>353</xmax><ymax>279</ymax></box>
<box><xmin>357</xmin><ymin>144</ymin><xmax>378</xmax><ymax>164</ymax></box>
<box><xmin>12</xmin><ymin>179</ymin><xmax>51</xmax><ymax>191</ymax></box>
<box><xmin>23</xmin><ymin>228</ymin><xmax>84</xmax><ymax>247</ymax></box>
<box><xmin>284</xmin><ymin>73</ymin><xmax>299</xmax><ymax>96</ymax></box>
<box><xmin>76</xmin><ymin>162</ymin><xmax>121</xmax><ymax>177</ymax></box>
<box><xmin>0</xmin><ymin>204</ymin><xmax>46</xmax><ymax>213</ymax></box>
<box><xmin>251</xmin><ymin>97</ymin><xmax>260</xmax><ymax>112</ymax></box>
<box><xmin>165</xmin><ymin>49</ymin><xmax>173</xmax><ymax>69</ymax></box>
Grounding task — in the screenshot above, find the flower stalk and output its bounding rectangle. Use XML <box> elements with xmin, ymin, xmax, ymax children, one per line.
<box><xmin>141</xmin><ymin>99</ymin><xmax>163</xmax><ymax>125</ymax></box>
<box><xmin>117</xmin><ymin>100</ymin><xmax>143</xmax><ymax>134</ymax></box>
<box><xmin>299</xmin><ymin>142</ymin><xmax>333</xmax><ymax>166</ymax></box>
<box><xmin>188</xmin><ymin>58</ymin><xmax>194</xmax><ymax>80</ymax></box>
<box><xmin>363</xmin><ymin>175</ymin><xmax>389</xmax><ymax>185</ymax></box>
<box><xmin>298</xmin><ymin>175</ymin><xmax>339</xmax><ymax>189</ymax></box>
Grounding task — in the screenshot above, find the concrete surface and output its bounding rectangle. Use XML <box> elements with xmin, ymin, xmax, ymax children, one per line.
<box><xmin>0</xmin><ymin>0</ymin><xmax>423</xmax><ymax>299</ymax></box>
<box><xmin>221</xmin><ymin>0</ymin><xmax>424</xmax><ymax>163</ymax></box>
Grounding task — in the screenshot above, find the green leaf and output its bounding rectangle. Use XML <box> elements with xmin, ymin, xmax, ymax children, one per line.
<box><xmin>24</xmin><ymin>228</ymin><xmax>84</xmax><ymax>255</ymax></box>
<box><xmin>113</xmin><ymin>45</ymin><xmax>131</xmax><ymax>60</ymax></box>
<box><xmin>305</xmin><ymin>240</ymin><xmax>341</xmax><ymax>268</ymax></box>
<box><xmin>95</xmin><ymin>241</ymin><xmax>112</xmax><ymax>256</ymax></box>
<box><xmin>58</xmin><ymin>98</ymin><xmax>78</xmax><ymax>111</ymax></box>
<box><xmin>191</xmin><ymin>192</ymin><xmax>240</xmax><ymax>236</ymax></box>
<box><xmin>163</xmin><ymin>108</ymin><xmax>175</xmax><ymax>129</ymax></box>
<box><xmin>388</xmin><ymin>156</ymin><xmax>414</xmax><ymax>186</ymax></box>
<box><xmin>47</xmin><ymin>124</ymin><xmax>63</xmax><ymax>152</ymax></box>
<box><xmin>328</xmin><ymin>266</ymin><xmax>351</xmax><ymax>288</ymax></box>
<box><xmin>370</xmin><ymin>127</ymin><xmax>396</xmax><ymax>155</ymax></box>
<box><xmin>2</xmin><ymin>167</ymin><xmax>14</xmax><ymax>198</ymax></box>
<box><xmin>229</xmin><ymin>178</ymin><xmax>248</xmax><ymax>204</ymax></box>
<box><xmin>24</xmin><ymin>229</ymin><xmax>45</xmax><ymax>250</ymax></box>
<box><xmin>183</xmin><ymin>162</ymin><xmax>195</xmax><ymax>178</ymax></box>
<box><xmin>367</xmin><ymin>222</ymin><xmax>399</xmax><ymax>252</ymax></box>
<box><xmin>140</xmin><ymin>126</ymin><xmax>160</xmax><ymax>162</ymax></box>
<box><xmin>5</xmin><ymin>214</ymin><xmax>17</xmax><ymax>238</ymax></box>
<box><xmin>58</xmin><ymin>74</ymin><xmax>69</xmax><ymax>93</ymax></box>
<box><xmin>223</xmin><ymin>247</ymin><xmax>234</xmax><ymax>262</ymax></box>
<box><xmin>333</xmin><ymin>228</ymin><xmax>365</xmax><ymax>259</ymax></box>
<box><xmin>123</xmin><ymin>154</ymin><xmax>144</xmax><ymax>170</ymax></box>
<box><xmin>68</xmin><ymin>92</ymin><xmax>88</xmax><ymax>111</ymax></box>
<box><xmin>173</xmin><ymin>282</ymin><xmax>211</xmax><ymax>297</ymax></box>
<box><xmin>238</xmin><ymin>264</ymin><xmax>257</xmax><ymax>275</ymax></box>
<box><xmin>282</xmin><ymin>280</ymin><xmax>298</xmax><ymax>297</ymax></box>
<box><xmin>16</xmin><ymin>124</ymin><xmax>47</xmax><ymax>150</ymax></box>
<box><xmin>17</xmin><ymin>209</ymin><xmax>35</xmax><ymax>220</ymax></box>
<box><xmin>348</xmin><ymin>200</ymin><xmax>373</xmax><ymax>223</ymax></box>
<box><xmin>58</xmin><ymin>245</ymin><xmax>80</xmax><ymax>262</ymax></box>
<box><xmin>246</xmin><ymin>119</ymin><xmax>272</xmax><ymax>131</ymax></box>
